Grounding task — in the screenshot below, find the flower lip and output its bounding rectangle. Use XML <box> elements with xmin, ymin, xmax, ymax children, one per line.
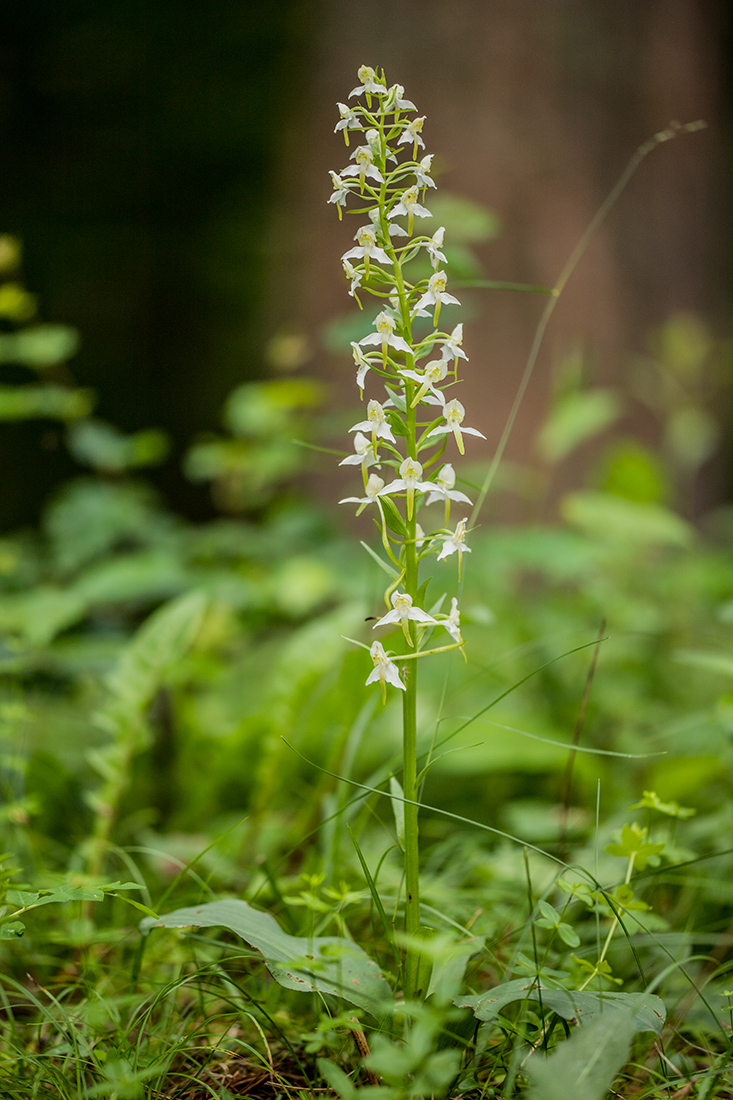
<box><xmin>425</xmin><ymin>398</ymin><xmax>486</xmax><ymax>455</ymax></box>
<box><xmin>350</xmin><ymin>65</ymin><xmax>388</xmax><ymax>98</ymax></box>
<box><xmin>373</xmin><ymin>590</ymin><xmax>439</xmax><ymax>647</ymax></box>
<box><xmin>349</xmin><ymin>399</ymin><xmax>397</xmax><ymax>445</ymax></box>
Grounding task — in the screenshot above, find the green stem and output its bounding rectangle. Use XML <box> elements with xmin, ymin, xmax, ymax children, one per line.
<box><xmin>402</xmin><ymin>512</ymin><xmax>421</xmax><ymax>999</ymax></box>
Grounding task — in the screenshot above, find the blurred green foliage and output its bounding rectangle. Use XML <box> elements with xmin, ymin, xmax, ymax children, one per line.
<box><xmin>0</xmin><ymin>235</ymin><xmax>732</xmax><ymax>1096</ymax></box>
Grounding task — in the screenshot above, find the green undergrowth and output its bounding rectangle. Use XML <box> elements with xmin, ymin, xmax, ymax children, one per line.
<box><xmin>2</xmin><ymin>472</ymin><xmax>732</xmax><ymax>1098</ymax></box>
<box><xmin>1</xmin><ymin>149</ymin><xmax>733</xmax><ymax>1095</ymax></box>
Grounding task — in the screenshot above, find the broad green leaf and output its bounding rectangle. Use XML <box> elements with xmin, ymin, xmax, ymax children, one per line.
<box><xmin>455</xmin><ymin>977</ymin><xmax>542</xmax><ymax>1023</ymax></box>
<box><xmin>317</xmin><ymin>1058</ymin><xmax>359</xmax><ymax>1100</ymax></box>
<box><xmin>456</xmin><ymin>981</ymin><xmax>665</xmax><ymax>1037</ymax></box>
<box><xmin>0</xmin><ymin>283</ymin><xmax>36</xmax><ymax>321</ymax></box>
<box><xmin>599</xmin><ymin>440</ymin><xmax>668</xmax><ymax>503</ymax></box>
<box><xmin>7</xmin><ymin>882</ymin><xmax>141</xmax><ymax>910</ymax></box>
<box><xmin>224</xmin><ymin>379</ymin><xmax>322</xmax><ymax>438</ymax></box>
<box><xmin>0</xmin><ymin>324</ymin><xmax>79</xmax><ymax>367</ymax></box>
<box><xmin>674</xmin><ymin>649</ymin><xmax>733</xmax><ymax>679</ymax></box>
<box><xmin>0</xmin><ymin>586</ymin><xmax>87</xmax><ymax>646</ymax></box>
<box><xmin>383</xmin><ymin>385</ymin><xmax>407</xmax><ymax>413</ymax></box>
<box><xmin>612</xmin><ymin>884</ymin><xmax>650</xmax><ymax>913</ymax></box>
<box><xmin>526</xmin><ymin>1007</ymin><xmax>638</xmax><ymax>1100</ymax></box>
<box><xmin>0</xmin><ymin>383</ymin><xmax>93</xmax><ymax>421</ymax></box>
<box><xmin>544</xmin><ymin>990</ymin><xmax>665</xmax><ymax>1035</ymax></box>
<box><xmin>556</xmin><ymin>922</ymin><xmax>581</xmax><ymax>948</ymax></box>
<box><xmin>72</xmin><ymin>550</ymin><xmax>191</xmax><ymax>606</ymax></box>
<box><xmin>562</xmin><ymin>491</ymin><xmax>693</xmax><ymax>548</ymax></box>
<box><xmin>538</xmin><ymin>389</ymin><xmax>621</xmax><ymax>464</ymax></box>
<box><xmin>44</xmin><ymin>479</ymin><xmax>167</xmax><ymax>573</ymax></box>
<box><xmin>537</xmin><ymin>899</ymin><xmax>560</xmax><ymax>923</ymax></box>
<box><xmin>141</xmin><ymin>899</ymin><xmax>391</xmax><ymax>1015</ymax></box>
<box><xmin>0</xmin><ymin>921</ymin><xmax>25</xmax><ymax>938</ymax></box>
<box><xmin>67</xmin><ymin>419</ymin><xmax>169</xmax><ymax>472</ymax></box>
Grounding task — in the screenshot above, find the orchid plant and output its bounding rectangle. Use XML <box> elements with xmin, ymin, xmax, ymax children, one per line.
<box><xmin>331</xmin><ymin>65</ymin><xmax>484</xmax><ymax>1000</ymax></box>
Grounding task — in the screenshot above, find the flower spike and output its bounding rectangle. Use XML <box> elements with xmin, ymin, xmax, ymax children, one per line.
<box><xmin>331</xmin><ymin>68</ymin><xmax>485</xmax><ymax>999</ymax></box>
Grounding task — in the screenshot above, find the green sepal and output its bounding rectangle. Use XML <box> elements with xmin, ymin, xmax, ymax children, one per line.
<box><xmin>379</xmin><ymin>495</ymin><xmax>407</xmax><ymax>536</ymax></box>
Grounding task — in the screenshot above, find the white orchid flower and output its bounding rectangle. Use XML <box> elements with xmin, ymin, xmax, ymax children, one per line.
<box><xmin>424</xmin><ymin>464</ymin><xmax>473</xmax><ymax>527</ymax></box>
<box><xmin>342</xmin><ymin>259</ymin><xmax>363</xmax><ymax>303</ymax></box>
<box><xmin>386</xmin><ymin>84</ymin><xmax>417</xmax><ymax>112</ymax></box>
<box><xmin>416</xmin><ymin>271</ymin><xmax>461</xmax><ymax>327</ymax></box>
<box><xmin>439</xmin><ymin>323</ymin><xmax>468</xmax><ymax>366</ymax></box>
<box><xmin>400</xmin><ymin>358</ymin><xmax>448</xmax><ymax>407</ymax></box>
<box><xmin>398</xmin><ymin>116</ymin><xmax>426</xmax><ymax>158</ymax></box>
<box><xmin>339</xmin><ymin>432</ymin><xmax>381</xmax><ymax>479</ymax></box>
<box><xmin>439</xmin><ymin>597</ymin><xmax>467</xmax><ymax>661</ymax></box>
<box><xmin>328</xmin><ymin>171</ymin><xmax>352</xmax><ymax>219</ymax></box>
<box><xmin>387</xmin><ymin>185</ymin><xmax>432</xmax><ymax>237</ymax></box>
<box><xmin>342</xmin><ymin>225</ymin><xmax>391</xmax><ymax>278</ymax></box>
<box><xmin>426</xmin><ymin>398</ymin><xmax>485</xmax><ymax>455</ymax></box>
<box><xmin>373</xmin><ymin>591</ymin><xmax>438</xmax><ymax>648</ymax></box>
<box><xmin>349</xmin><ymin>398</ymin><xmax>397</xmax><ymax>453</ymax></box>
<box><xmin>339</xmin><ymin>472</ymin><xmax>386</xmax><ymax>516</ymax></box>
<box><xmin>350</xmin><ymin>341</ymin><xmax>376</xmax><ymax>391</ymax></box>
<box><xmin>441</xmin><ymin>597</ymin><xmax>463</xmax><ymax>644</ymax></box>
<box><xmin>334</xmin><ymin>103</ymin><xmax>363</xmax><ymax>146</ymax></box>
<box><xmin>437</xmin><ymin>518</ymin><xmax>472</xmax><ymax>578</ymax></box>
<box><xmin>341</xmin><ymin>144</ymin><xmax>384</xmax><ymax>192</ymax></box>
<box><xmin>359</xmin><ymin>311</ymin><xmax>413</xmax><ymax>359</ymax></box>
<box><xmin>349</xmin><ymin>65</ymin><xmax>388</xmax><ymax>101</ymax></box>
<box><xmin>414</xmin><ymin>155</ymin><xmax>437</xmax><ymax>191</ymax></box>
<box><xmin>426</xmin><ymin>226</ymin><xmax>446</xmax><ymax>269</ymax></box>
<box><xmin>366</xmin><ymin>641</ymin><xmax>406</xmax><ymax>704</ymax></box>
<box><xmin>378</xmin><ymin>457</ymin><xmax>431</xmax><ymax>520</ymax></box>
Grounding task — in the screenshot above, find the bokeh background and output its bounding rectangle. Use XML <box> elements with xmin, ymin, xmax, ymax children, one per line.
<box><xmin>1</xmin><ymin>0</ymin><xmax>730</xmax><ymax>529</ymax></box>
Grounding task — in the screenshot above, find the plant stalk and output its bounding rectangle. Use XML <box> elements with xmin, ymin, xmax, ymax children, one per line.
<box><xmin>401</xmin><ymin>524</ymin><xmax>421</xmax><ymax>999</ymax></box>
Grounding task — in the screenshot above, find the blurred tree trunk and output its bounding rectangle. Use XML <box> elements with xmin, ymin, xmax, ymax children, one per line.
<box><xmin>278</xmin><ymin>0</ymin><xmax>729</xmax><ymax>515</ymax></box>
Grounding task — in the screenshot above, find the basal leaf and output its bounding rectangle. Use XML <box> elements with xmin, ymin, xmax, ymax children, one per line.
<box><xmin>455</xmin><ymin>978</ymin><xmax>541</xmax><ymax>1023</ymax></box>
<box><xmin>526</xmin><ymin>1007</ymin><xmax>637</xmax><ymax>1100</ymax></box>
<box><xmin>0</xmin><ymin>921</ymin><xmax>25</xmax><ymax>938</ymax></box>
<box><xmin>456</xmin><ymin>980</ymin><xmax>665</xmax><ymax>1037</ymax></box>
<box><xmin>542</xmin><ymin>990</ymin><xmax>666</xmax><ymax>1036</ymax></box>
<box><xmin>141</xmin><ymin>898</ymin><xmax>391</xmax><ymax>1015</ymax></box>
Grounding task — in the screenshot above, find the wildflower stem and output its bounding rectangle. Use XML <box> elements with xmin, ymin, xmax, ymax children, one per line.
<box><xmin>401</xmin><ymin>502</ymin><xmax>421</xmax><ymax>999</ymax></box>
